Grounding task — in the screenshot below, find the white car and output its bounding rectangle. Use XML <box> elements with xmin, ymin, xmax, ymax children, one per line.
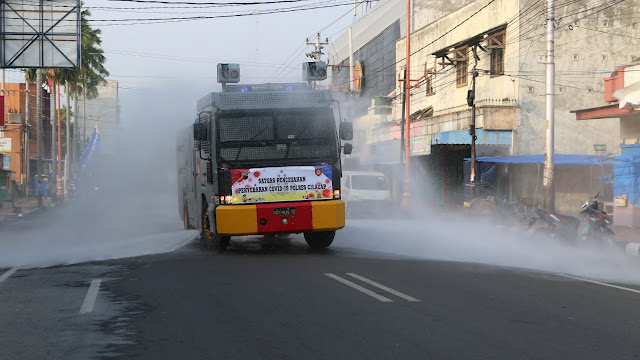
<box><xmin>342</xmin><ymin>171</ymin><xmax>392</xmax><ymax>217</ymax></box>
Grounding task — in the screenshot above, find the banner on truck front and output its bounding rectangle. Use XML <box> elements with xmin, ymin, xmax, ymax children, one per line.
<box><xmin>230</xmin><ymin>165</ymin><xmax>333</xmax><ymax>204</ymax></box>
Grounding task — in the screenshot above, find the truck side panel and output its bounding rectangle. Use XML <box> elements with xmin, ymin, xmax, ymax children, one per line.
<box><xmin>176</xmin><ymin>126</ymin><xmax>199</xmax><ymax>229</ymax></box>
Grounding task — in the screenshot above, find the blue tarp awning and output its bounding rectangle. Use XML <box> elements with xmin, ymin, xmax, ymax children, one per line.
<box><xmin>466</xmin><ymin>154</ymin><xmax>613</xmax><ymax>166</ymax></box>
<box><xmin>613</xmin><ymin>155</ymin><xmax>640</xmax><ymax>206</ymax></box>
<box><xmin>434</xmin><ymin>129</ymin><xmax>512</xmax><ymax>145</ymax></box>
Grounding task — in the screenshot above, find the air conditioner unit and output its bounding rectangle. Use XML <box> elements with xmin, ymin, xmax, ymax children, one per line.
<box><xmin>302</xmin><ymin>61</ymin><xmax>328</xmax><ymax>81</ymax></box>
<box><xmin>217</xmin><ymin>63</ymin><xmax>240</xmax><ymax>83</ymax></box>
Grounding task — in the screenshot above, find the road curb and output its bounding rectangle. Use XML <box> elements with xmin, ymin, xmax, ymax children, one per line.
<box><xmin>0</xmin><ymin>205</ymin><xmax>49</xmax><ymax>224</ymax></box>
<box><xmin>17</xmin><ymin>206</ymin><xmax>47</xmax><ymax>217</ymax></box>
<box><xmin>625</xmin><ymin>242</ymin><xmax>640</xmax><ymax>256</ymax></box>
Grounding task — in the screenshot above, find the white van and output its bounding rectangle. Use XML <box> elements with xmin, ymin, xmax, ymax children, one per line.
<box><xmin>342</xmin><ymin>171</ymin><xmax>392</xmax><ymax>217</ymax></box>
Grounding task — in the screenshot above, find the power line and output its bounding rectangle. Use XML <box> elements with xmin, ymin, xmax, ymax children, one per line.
<box><xmin>106</xmin><ymin>0</ymin><xmax>317</xmax><ymax>5</ymax></box>
<box><xmin>88</xmin><ymin>1</ymin><xmax>354</xmax><ymax>23</ymax></box>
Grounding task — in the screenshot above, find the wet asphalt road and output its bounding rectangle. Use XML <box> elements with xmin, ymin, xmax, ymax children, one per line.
<box><xmin>3</xmin><ymin>232</ymin><xmax>640</xmax><ymax>360</ymax></box>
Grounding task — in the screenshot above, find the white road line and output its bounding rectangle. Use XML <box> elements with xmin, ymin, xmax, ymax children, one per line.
<box><xmin>0</xmin><ymin>267</ymin><xmax>18</xmax><ymax>283</ymax></box>
<box><xmin>346</xmin><ymin>273</ymin><xmax>421</xmax><ymax>302</ymax></box>
<box><xmin>324</xmin><ymin>273</ymin><xmax>393</xmax><ymax>302</ymax></box>
<box><xmin>80</xmin><ymin>279</ymin><xmax>102</xmax><ymax>314</ymax></box>
<box><xmin>557</xmin><ymin>274</ymin><xmax>640</xmax><ymax>295</ymax></box>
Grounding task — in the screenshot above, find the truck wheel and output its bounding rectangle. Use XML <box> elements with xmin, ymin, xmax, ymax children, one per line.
<box><xmin>184</xmin><ymin>205</ymin><xmax>190</xmax><ymax>230</ymax></box>
<box><xmin>201</xmin><ymin>204</ymin><xmax>215</xmax><ymax>250</ymax></box>
<box><xmin>201</xmin><ymin>202</ymin><xmax>230</xmax><ymax>251</ymax></box>
<box><xmin>304</xmin><ymin>231</ymin><xmax>335</xmax><ymax>249</ymax></box>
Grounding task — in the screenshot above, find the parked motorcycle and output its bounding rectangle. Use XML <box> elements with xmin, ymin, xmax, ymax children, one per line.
<box><xmin>578</xmin><ymin>193</ymin><xmax>616</xmax><ymax>247</ymax></box>
<box><xmin>527</xmin><ymin>193</ymin><xmax>616</xmax><ymax>247</ymax></box>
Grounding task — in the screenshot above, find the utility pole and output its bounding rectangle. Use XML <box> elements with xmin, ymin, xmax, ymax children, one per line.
<box><xmin>306</xmin><ymin>33</ymin><xmax>329</xmax><ymax>61</ymax></box>
<box><xmin>25</xmin><ymin>82</ymin><xmax>30</xmax><ymax>194</ymax></box>
<box><xmin>82</xmin><ymin>87</ymin><xmax>86</xmax><ymax>149</ymax></box>
<box><xmin>305</xmin><ymin>33</ymin><xmax>329</xmax><ymax>89</ymax></box>
<box><xmin>51</xmin><ymin>80</ymin><xmax>57</xmax><ymax>201</ymax></box>
<box><xmin>64</xmin><ymin>86</ymin><xmax>70</xmax><ymax>197</ymax></box>
<box><xmin>73</xmin><ymin>90</ymin><xmax>79</xmax><ymax>175</ymax></box>
<box><xmin>400</xmin><ymin>68</ymin><xmax>407</xmax><ymax>164</ymax></box>
<box><xmin>468</xmin><ymin>70</ymin><xmax>479</xmax><ymax>199</ymax></box>
<box><xmin>544</xmin><ymin>0</ymin><xmax>555</xmax><ymax>211</ymax></box>
<box><xmin>56</xmin><ymin>82</ymin><xmax>62</xmax><ymax>199</ymax></box>
<box><xmin>468</xmin><ymin>47</ymin><xmax>480</xmax><ymax>200</ymax></box>
<box><xmin>348</xmin><ymin>27</ymin><xmax>354</xmax><ymax>92</ymax></box>
<box><xmin>402</xmin><ymin>0</ymin><xmax>411</xmax><ymax>208</ymax></box>
<box><xmin>36</xmin><ymin>69</ymin><xmax>43</xmax><ymax>207</ymax></box>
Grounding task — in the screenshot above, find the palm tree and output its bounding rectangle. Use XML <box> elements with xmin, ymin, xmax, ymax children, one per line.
<box><xmin>26</xmin><ymin>6</ymin><xmax>109</xmax><ymax>195</ymax></box>
<box><xmin>74</xmin><ymin>7</ymin><xmax>109</xmax><ymax>168</ymax></box>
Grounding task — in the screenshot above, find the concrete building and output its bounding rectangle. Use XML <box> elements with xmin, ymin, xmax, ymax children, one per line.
<box><xmin>573</xmin><ymin>59</ymin><xmax>640</xmax><ymax>226</ymax></box>
<box><xmin>328</xmin><ymin>0</ymin><xmax>475</xmax><ymax>201</ymax></box>
<box><xmin>78</xmin><ymin>80</ymin><xmax>119</xmax><ymax>156</ymax></box>
<box><xmin>573</xmin><ymin>60</ymin><xmax>640</xmax><ymax>142</ymax></box>
<box><xmin>0</xmin><ymin>83</ymin><xmax>52</xmax><ymax>192</ymax></box>
<box><xmin>332</xmin><ymin>0</ymin><xmax>640</xmax><ymax>207</ymax></box>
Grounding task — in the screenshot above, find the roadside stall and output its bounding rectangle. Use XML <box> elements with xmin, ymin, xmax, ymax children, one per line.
<box><xmin>464</xmin><ymin>154</ymin><xmax>613</xmax><ymax>215</ymax></box>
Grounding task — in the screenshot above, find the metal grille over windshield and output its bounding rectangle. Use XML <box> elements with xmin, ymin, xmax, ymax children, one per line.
<box><xmin>219</xmin><ymin>116</ymin><xmax>274</xmax><ymax>142</ymax></box>
<box><xmin>217</xmin><ymin>109</ymin><xmax>336</xmax><ymax>163</ymax></box>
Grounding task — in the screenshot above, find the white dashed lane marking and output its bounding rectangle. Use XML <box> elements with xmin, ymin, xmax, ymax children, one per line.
<box><xmin>325</xmin><ymin>273</ymin><xmax>393</xmax><ymax>302</ymax></box>
<box><xmin>346</xmin><ymin>273</ymin><xmax>420</xmax><ymax>302</ymax></box>
<box><xmin>557</xmin><ymin>274</ymin><xmax>640</xmax><ymax>295</ymax></box>
<box><xmin>325</xmin><ymin>273</ymin><xmax>421</xmax><ymax>302</ymax></box>
<box><xmin>80</xmin><ymin>279</ymin><xmax>102</xmax><ymax>314</ymax></box>
<box><xmin>0</xmin><ymin>267</ymin><xmax>18</xmax><ymax>283</ymax></box>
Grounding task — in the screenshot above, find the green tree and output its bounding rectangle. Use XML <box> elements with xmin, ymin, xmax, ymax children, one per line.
<box><xmin>26</xmin><ymin>6</ymin><xmax>109</xmax><ymax>171</ymax></box>
<box><xmin>59</xmin><ymin>106</ymin><xmax>75</xmax><ymax>156</ymax></box>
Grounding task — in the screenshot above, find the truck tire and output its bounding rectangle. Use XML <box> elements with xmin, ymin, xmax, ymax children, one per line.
<box><xmin>183</xmin><ymin>205</ymin><xmax>191</xmax><ymax>230</ymax></box>
<box><xmin>304</xmin><ymin>231</ymin><xmax>335</xmax><ymax>249</ymax></box>
<box><xmin>200</xmin><ymin>202</ymin><xmax>214</xmax><ymax>249</ymax></box>
<box><xmin>201</xmin><ymin>201</ymin><xmax>230</xmax><ymax>251</ymax></box>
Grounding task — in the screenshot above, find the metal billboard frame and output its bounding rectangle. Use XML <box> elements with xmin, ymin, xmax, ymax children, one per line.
<box><xmin>0</xmin><ymin>0</ymin><xmax>81</xmax><ymax>69</ymax></box>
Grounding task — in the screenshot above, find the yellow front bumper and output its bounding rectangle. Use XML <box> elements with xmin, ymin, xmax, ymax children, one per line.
<box><xmin>309</xmin><ymin>199</ymin><xmax>345</xmax><ymax>232</ymax></box>
<box><xmin>215</xmin><ymin>199</ymin><xmax>345</xmax><ymax>236</ymax></box>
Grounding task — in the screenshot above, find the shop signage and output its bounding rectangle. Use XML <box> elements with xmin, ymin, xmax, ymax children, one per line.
<box><xmin>353</xmin><ymin>61</ymin><xmax>364</xmax><ymax>93</ymax></box>
<box><xmin>0</xmin><ymin>138</ymin><xmax>11</xmax><ymax>153</ymax></box>
<box><xmin>410</xmin><ymin>135</ymin><xmax>432</xmax><ymax>156</ymax></box>
<box><xmin>2</xmin><ymin>155</ymin><xmax>9</xmax><ymax>170</ymax></box>
<box><xmin>594</xmin><ymin>144</ymin><xmax>606</xmax><ymax>152</ymax></box>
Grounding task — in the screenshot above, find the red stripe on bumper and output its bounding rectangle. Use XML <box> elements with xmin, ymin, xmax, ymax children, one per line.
<box><xmin>256</xmin><ymin>202</ymin><xmax>313</xmax><ymax>234</ymax></box>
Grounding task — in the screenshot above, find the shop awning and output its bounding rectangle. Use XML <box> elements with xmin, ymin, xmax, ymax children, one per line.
<box><xmin>434</xmin><ymin>129</ymin><xmax>512</xmax><ymax>145</ymax></box>
<box><xmin>466</xmin><ymin>154</ymin><xmax>613</xmax><ymax>166</ymax></box>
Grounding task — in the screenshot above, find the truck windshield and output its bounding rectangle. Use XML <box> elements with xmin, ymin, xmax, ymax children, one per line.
<box><xmin>352</xmin><ymin>175</ymin><xmax>388</xmax><ymax>190</ymax></box>
<box><xmin>217</xmin><ymin>108</ymin><xmax>336</xmax><ymax>163</ymax></box>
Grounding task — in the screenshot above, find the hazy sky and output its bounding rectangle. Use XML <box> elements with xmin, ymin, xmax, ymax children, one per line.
<box><xmin>88</xmin><ymin>0</ymin><xmax>363</xmax><ymax>125</ymax></box>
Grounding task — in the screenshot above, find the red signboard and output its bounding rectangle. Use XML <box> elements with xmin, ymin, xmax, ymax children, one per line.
<box><xmin>0</xmin><ymin>95</ymin><xmax>4</xmax><ymax>127</ymax></box>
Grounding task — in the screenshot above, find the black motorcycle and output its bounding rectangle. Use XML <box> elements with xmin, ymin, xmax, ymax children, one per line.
<box><xmin>527</xmin><ymin>193</ymin><xmax>616</xmax><ymax>247</ymax></box>
<box><xmin>578</xmin><ymin>193</ymin><xmax>616</xmax><ymax>247</ymax></box>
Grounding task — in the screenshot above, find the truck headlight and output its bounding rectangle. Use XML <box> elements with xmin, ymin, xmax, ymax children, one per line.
<box><xmin>333</xmin><ymin>189</ymin><xmax>341</xmax><ymax>199</ymax></box>
<box><xmin>219</xmin><ymin>195</ymin><xmax>233</xmax><ymax>204</ymax></box>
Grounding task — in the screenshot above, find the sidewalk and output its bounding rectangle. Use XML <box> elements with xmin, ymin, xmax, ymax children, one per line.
<box><xmin>612</xmin><ymin>225</ymin><xmax>640</xmax><ymax>243</ymax></box>
<box><xmin>0</xmin><ymin>197</ymin><xmax>51</xmax><ymax>220</ymax></box>
<box><xmin>420</xmin><ymin>203</ymin><xmax>640</xmax><ymax>245</ymax></box>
